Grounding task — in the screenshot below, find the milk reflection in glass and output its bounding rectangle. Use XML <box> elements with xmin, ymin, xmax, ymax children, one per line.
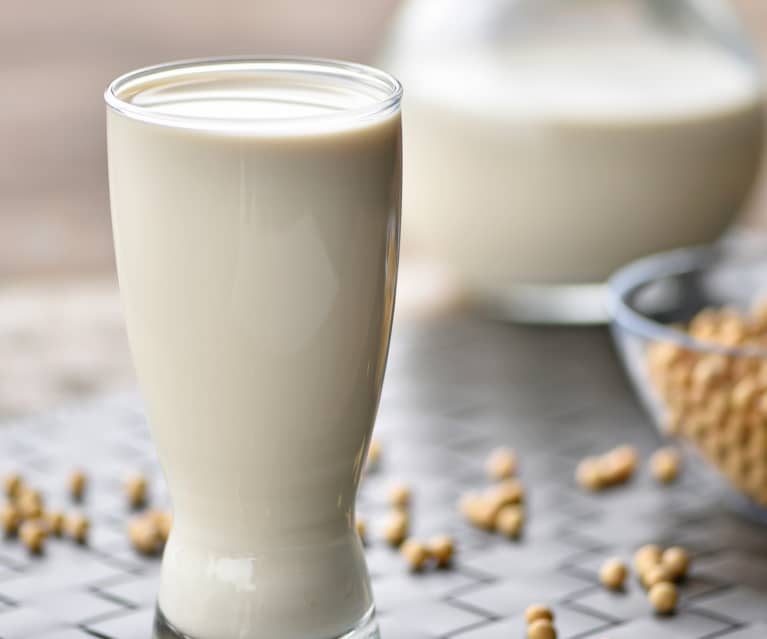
<box><xmin>106</xmin><ymin>60</ymin><xmax>401</xmax><ymax>639</ymax></box>
<box><xmin>399</xmin><ymin>40</ymin><xmax>764</xmax><ymax>293</ymax></box>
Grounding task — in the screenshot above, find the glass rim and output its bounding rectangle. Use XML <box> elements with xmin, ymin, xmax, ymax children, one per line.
<box><xmin>607</xmin><ymin>244</ymin><xmax>767</xmax><ymax>359</ymax></box>
<box><xmin>104</xmin><ymin>56</ymin><xmax>403</xmax><ymax>132</ymax></box>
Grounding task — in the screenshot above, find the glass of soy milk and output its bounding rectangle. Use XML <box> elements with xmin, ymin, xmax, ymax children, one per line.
<box><xmin>105</xmin><ymin>59</ymin><xmax>401</xmax><ymax>639</ymax></box>
<box><xmin>380</xmin><ymin>0</ymin><xmax>765</xmax><ymax>323</ymax></box>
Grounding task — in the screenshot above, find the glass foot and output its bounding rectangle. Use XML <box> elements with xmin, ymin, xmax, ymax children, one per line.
<box><xmin>484</xmin><ymin>282</ymin><xmax>608</xmax><ymax>325</ymax></box>
<box><xmin>153</xmin><ymin>603</ymin><xmax>380</xmax><ymax>639</ymax></box>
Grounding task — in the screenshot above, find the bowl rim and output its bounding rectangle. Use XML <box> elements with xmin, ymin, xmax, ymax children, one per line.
<box><xmin>606</xmin><ymin>244</ymin><xmax>767</xmax><ymax>359</ymax></box>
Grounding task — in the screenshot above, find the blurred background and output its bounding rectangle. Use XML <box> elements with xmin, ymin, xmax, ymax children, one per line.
<box><xmin>2</xmin><ymin>0</ymin><xmax>767</xmax><ymax>418</ymax></box>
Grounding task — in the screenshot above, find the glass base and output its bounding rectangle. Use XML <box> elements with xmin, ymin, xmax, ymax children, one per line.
<box><xmin>483</xmin><ymin>282</ymin><xmax>608</xmax><ymax>325</ymax></box>
<box><xmin>153</xmin><ymin>603</ymin><xmax>380</xmax><ymax>639</ymax></box>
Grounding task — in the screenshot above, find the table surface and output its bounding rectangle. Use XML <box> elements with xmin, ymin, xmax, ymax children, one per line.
<box><xmin>0</xmin><ymin>316</ymin><xmax>765</xmax><ymax>638</ymax></box>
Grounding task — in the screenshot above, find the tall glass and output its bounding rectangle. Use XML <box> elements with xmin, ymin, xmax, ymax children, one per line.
<box><xmin>105</xmin><ymin>58</ymin><xmax>402</xmax><ymax>639</ymax></box>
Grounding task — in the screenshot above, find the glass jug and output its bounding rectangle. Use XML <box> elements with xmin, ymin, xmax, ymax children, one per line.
<box><xmin>379</xmin><ymin>0</ymin><xmax>765</xmax><ymax>323</ymax></box>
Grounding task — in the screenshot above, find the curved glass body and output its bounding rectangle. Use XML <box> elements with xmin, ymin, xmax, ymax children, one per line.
<box><xmin>106</xmin><ymin>58</ymin><xmax>402</xmax><ymax>639</ymax></box>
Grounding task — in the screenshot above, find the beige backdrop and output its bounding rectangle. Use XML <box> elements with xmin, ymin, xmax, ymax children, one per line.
<box><xmin>1</xmin><ymin>0</ymin><xmax>766</xmax><ymax>278</ymax></box>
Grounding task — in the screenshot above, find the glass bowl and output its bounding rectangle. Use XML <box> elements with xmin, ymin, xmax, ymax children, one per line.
<box><xmin>607</xmin><ymin>235</ymin><xmax>767</xmax><ymax>523</ymax></box>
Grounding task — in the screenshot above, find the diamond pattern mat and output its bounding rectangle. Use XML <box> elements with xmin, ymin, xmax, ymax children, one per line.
<box><xmin>0</xmin><ymin>316</ymin><xmax>765</xmax><ymax>638</ymax></box>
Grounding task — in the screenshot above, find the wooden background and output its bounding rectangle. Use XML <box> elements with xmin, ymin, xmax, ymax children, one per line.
<box><xmin>1</xmin><ymin>0</ymin><xmax>766</xmax><ymax>278</ymax></box>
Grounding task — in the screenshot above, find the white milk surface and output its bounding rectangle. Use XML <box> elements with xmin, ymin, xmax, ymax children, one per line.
<box><xmin>107</xmin><ymin>68</ymin><xmax>401</xmax><ymax>639</ymax></box>
<box><xmin>398</xmin><ymin>40</ymin><xmax>764</xmax><ymax>291</ymax></box>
